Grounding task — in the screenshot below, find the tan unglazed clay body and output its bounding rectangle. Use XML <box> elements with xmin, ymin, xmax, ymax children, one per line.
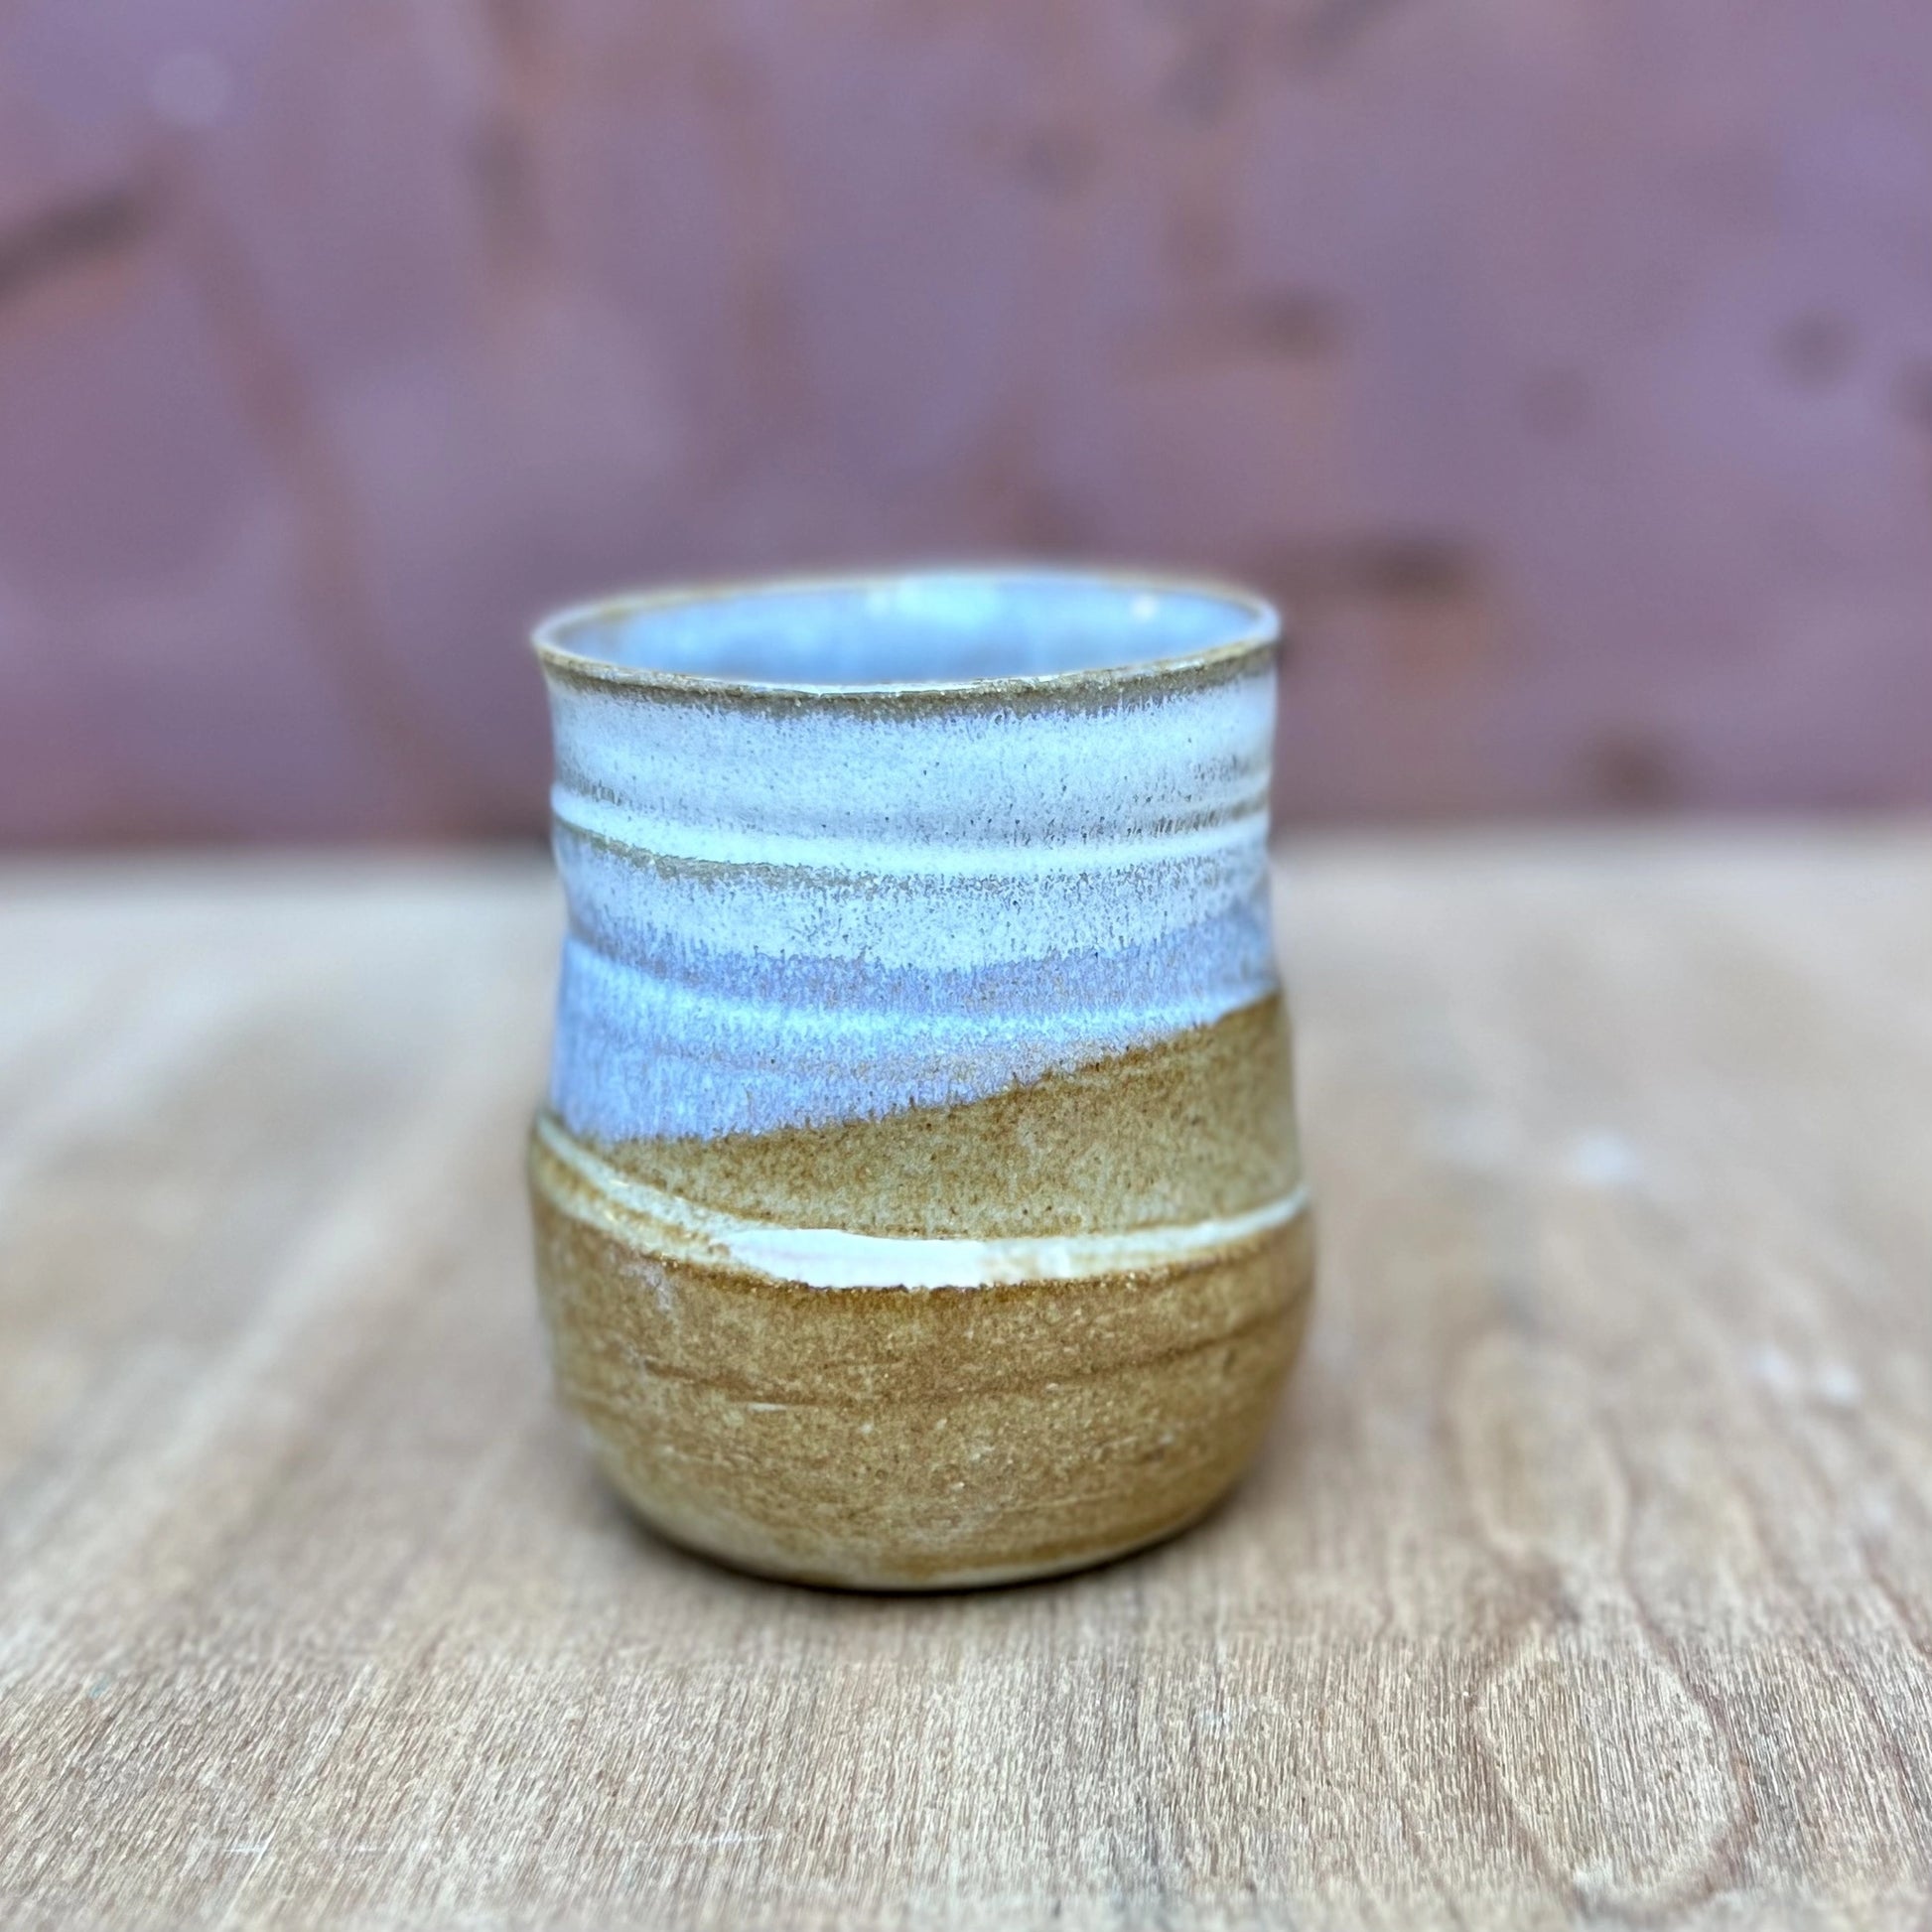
<box><xmin>528</xmin><ymin>570</ymin><xmax>1312</xmax><ymax>1588</ymax></box>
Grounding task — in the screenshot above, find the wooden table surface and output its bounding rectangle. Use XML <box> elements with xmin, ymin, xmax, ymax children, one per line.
<box><xmin>4</xmin><ymin>830</ymin><xmax>1931</xmax><ymax>1931</ymax></box>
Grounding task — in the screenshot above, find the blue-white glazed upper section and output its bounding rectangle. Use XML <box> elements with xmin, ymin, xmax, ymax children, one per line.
<box><xmin>537</xmin><ymin>571</ymin><xmax>1283</xmax><ymax>1144</ymax></box>
<box><xmin>546</xmin><ymin>663</ymin><xmax>1272</xmax><ymax>868</ymax></box>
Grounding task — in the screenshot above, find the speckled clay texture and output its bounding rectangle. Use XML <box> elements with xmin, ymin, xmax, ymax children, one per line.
<box><xmin>528</xmin><ymin>569</ymin><xmax>1312</xmax><ymax>1587</ymax></box>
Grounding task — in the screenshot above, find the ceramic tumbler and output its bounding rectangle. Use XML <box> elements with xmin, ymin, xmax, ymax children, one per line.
<box><xmin>527</xmin><ymin>569</ymin><xmax>1312</xmax><ymax>1588</ymax></box>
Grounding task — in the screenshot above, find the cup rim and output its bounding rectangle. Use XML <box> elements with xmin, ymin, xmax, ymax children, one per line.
<box><xmin>530</xmin><ymin>564</ymin><xmax>1282</xmax><ymax>703</ymax></box>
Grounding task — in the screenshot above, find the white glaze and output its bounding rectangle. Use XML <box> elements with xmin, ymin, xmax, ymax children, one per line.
<box><xmin>536</xmin><ymin>570</ymin><xmax>1282</xmax><ymax>1146</ymax></box>
<box><xmin>535</xmin><ymin>1113</ymin><xmax>1309</xmax><ymax>1290</ymax></box>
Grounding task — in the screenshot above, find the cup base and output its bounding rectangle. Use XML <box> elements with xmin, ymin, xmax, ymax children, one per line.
<box><xmin>594</xmin><ymin>1466</ymin><xmax>1248</xmax><ymax>1593</ymax></box>
<box><xmin>529</xmin><ymin>1125</ymin><xmax>1314</xmax><ymax>1593</ymax></box>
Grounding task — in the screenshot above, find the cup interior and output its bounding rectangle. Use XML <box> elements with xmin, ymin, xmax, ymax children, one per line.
<box><xmin>535</xmin><ymin>571</ymin><xmax>1273</xmax><ymax>690</ymax></box>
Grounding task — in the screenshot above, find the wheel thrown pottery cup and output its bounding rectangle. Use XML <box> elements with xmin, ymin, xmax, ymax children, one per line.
<box><xmin>527</xmin><ymin>568</ymin><xmax>1313</xmax><ymax>1588</ymax></box>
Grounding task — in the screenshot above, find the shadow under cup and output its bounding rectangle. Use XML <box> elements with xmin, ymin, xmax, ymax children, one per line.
<box><xmin>527</xmin><ymin>569</ymin><xmax>1313</xmax><ymax>1588</ymax></box>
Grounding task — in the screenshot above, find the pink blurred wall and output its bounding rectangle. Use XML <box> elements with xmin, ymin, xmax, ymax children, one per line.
<box><xmin>2</xmin><ymin>0</ymin><xmax>1929</xmax><ymax>844</ymax></box>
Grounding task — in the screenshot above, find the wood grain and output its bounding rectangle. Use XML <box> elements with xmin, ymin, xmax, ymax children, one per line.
<box><xmin>3</xmin><ymin>831</ymin><xmax>1931</xmax><ymax>1929</ymax></box>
